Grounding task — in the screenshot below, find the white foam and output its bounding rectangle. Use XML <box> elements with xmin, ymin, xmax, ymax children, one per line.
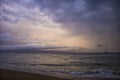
<box><xmin>68</xmin><ymin>69</ymin><xmax>120</xmax><ymax>78</ymax></box>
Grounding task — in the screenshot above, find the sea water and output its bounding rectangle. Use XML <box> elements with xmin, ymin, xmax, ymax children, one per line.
<box><xmin>0</xmin><ymin>52</ymin><xmax>120</xmax><ymax>79</ymax></box>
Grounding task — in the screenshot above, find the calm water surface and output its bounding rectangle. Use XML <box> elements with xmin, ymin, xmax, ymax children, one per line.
<box><xmin>0</xmin><ymin>53</ymin><xmax>120</xmax><ymax>79</ymax></box>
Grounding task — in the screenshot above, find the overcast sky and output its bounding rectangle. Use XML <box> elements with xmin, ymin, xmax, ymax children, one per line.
<box><xmin>0</xmin><ymin>0</ymin><xmax>120</xmax><ymax>52</ymax></box>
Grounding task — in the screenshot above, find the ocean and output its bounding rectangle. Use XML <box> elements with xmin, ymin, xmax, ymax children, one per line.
<box><xmin>0</xmin><ymin>52</ymin><xmax>120</xmax><ymax>79</ymax></box>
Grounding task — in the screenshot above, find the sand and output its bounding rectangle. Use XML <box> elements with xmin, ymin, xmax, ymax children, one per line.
<box><xmin>0</xmin><ymin>69</ymin><xmax>72</xmax><ymax>80</ymax></box>
<box><xmin>0</xmin><ymin>69</ymin><xmax>119</xmax><ymax>80</ymax></box>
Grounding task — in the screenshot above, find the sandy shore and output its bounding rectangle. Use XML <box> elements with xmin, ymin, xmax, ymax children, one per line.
<box><xmin>0</xmin><ymin>69</ymin><xmax>72</xmax><ymax>80</ymax></box>
<box><xmin>0</xmin><ymin>69</ymin><xmax>119</xmax><ymax>80</ymax></box>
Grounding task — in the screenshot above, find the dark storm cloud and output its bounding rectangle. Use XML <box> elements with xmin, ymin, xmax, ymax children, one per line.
<box><xmin>35</xmin><ymin>0</ymin><xmax>84</xmax><ymax>23</ymax></box>
<box><xmin>32</xmin><ymin>0</ymin><xmax>120</xmax><ymax>34</ymax></box>
<box><xmin>85</xmin><ymin>0</ymin><xmax>120</xmax><ymax>28</ymax></box>
<box><xmin>1</xmin><ymin>0</ymin><xmax>120</xmax><ymax>32</ymax></box>
<box><xmin>0</xmin><ymin>0</ymin><xmax>120</xmax><ymax>51</ymax></box>
<box><xmin>33</xmin><ymin>0</ymin><xmax>120</xmax><ymax>51</ymax></box>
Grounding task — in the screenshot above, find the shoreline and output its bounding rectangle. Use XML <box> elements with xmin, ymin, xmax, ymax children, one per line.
<box><xmin>0</xmin><ymin>69</ymin><xmax>72</xmax><ymax>80</ymax></box>
<box><xmin>0</xmin><ymin>69</ymin><xmax>119</xmax><ymax>80</ymax></box>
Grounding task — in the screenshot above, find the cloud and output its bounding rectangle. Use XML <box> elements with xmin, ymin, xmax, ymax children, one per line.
<box><xmin>1</xmin><ymin>0</ymin><xmax>119</xmax><ymax>34</ymax></box>
<box><xmin>0</xmin><ymin>32</ymin><xmax>29</xmax><ymax>45</ymax></box>
<box><xmin>97</xmin><ymin>44</ymin><xmax>105</xmax><ymax>48</ymax></box>
<box><xmin>0</xmin><ymin>33</ymin><xmax>15</xmax><ymax>40</ymax></box>
<box><xmin>0</xmin><ymin>43</ymin><xmax>84</xmax><ymax>52</ymax></box>
<box><xmin>27</xmin><ymin>0</ymin><xmax>119</xmax><ymax>36</ymax></box>
<box><xmin>0</xmin><ymin>0</ymin><xmax>120</xmax><ymax>52</ymax></box>
<box><xmin>0</xmin><ymin>33</ymin><xmax>22</xmax><ymax>45</ymax></box>
<box><xmin>32</xmin><ymin>0</ymin><xmax>120</xmax><ymax>51</ymax></box>
<box><xmin>1</xmin><ymin>0</ymin><xmax>120</xmax><ymax>31</ymax></box>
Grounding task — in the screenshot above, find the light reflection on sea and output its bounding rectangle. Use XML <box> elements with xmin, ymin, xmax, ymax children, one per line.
<box><xmin>0</xmin><ymin>53</ymin><xmax>120</xmax><ymax>79</ymax></box>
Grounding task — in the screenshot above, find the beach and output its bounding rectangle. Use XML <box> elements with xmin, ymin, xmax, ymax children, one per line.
<box><xmin>0</xmin><ymin>69</ymin><xmax>72</xmax><ymax>80</ymax></box>
<box><xmin>0</xmin><ymin>69</ymin><xmax>119</xmax><ymax>80</ymax></box>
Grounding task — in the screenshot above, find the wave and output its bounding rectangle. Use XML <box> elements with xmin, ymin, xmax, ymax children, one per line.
<box><xmin>66</xmin><ymin>69</ymin><xmax>120</xmax><ymax>78</ymax></box>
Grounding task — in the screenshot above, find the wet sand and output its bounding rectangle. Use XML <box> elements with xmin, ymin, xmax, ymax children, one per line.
<box><xmin>0</xmin><ymin>69</ymin><xmax>119</xmax><ymax>80</ymax></box>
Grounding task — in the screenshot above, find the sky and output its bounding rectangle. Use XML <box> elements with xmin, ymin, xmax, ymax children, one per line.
<box><xmin>0</xmin><ymin>0</ymin><xmax>120</xmax><ymax>52</ymax></box>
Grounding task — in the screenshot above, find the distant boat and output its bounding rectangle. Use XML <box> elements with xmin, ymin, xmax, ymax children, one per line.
<box><xmin>104</xmin><ymin>45</ymin><xmax>109</xmax><ymax>53</ymax></box>
<box><xmin>104</xmin><ymin>51</ymin><xmax>109</xmax><ymax>54</ymax></box>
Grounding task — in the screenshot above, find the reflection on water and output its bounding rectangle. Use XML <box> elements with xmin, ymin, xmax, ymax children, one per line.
<box><xmin>0</xmin><ymin>53</ymin><xmax>120</xmax><ymax>78</ymax></box>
